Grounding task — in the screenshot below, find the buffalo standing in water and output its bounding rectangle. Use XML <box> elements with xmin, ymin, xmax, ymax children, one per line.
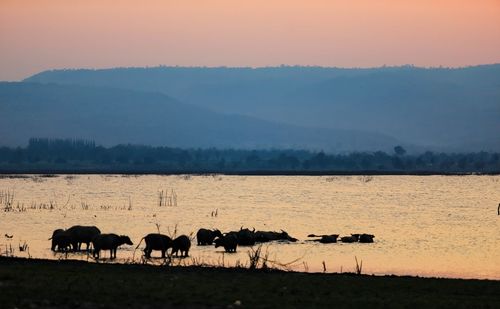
<box><xmin>143</xmin><ymin>233</ymin><xmax>173</xmax><ymax>258</ymax></box>
<box><xmin>92</xmin><ymin>233</ymin><xmax>133</xmax><ymax>259</ymax></box>
<box><xmin>49</xmin><ymin>229</ymin><xmax>72</xmax><ymax>251</ymax></box>
<box><xmin>229</xmin><ymin>227</ymin><xmax>255</xmax><ymax>246</ymax></box>
<box><xmin>66</xmin><ymin>225</ymin><xmax>101</xmax><ymax>251</ymax></box>
<box><xmin>171</xmin><ymin>235</ymin><xmax>191</xmax><ymax>257</ymax></box>
<box><xmin>214</xmin><ymin>234</ymin><xmax>238</xmax><ymax>253</ymax></box>
<box><xmin>196</xmin><ymin>228</ymin><xmax>223</xmax><ymax>245</ymax></box>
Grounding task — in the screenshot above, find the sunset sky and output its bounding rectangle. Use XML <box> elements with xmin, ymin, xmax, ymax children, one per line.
<box><xmin>1</xmin><ymin>0</ymin><xmax>499</xmax><ymax>80</ymax></box>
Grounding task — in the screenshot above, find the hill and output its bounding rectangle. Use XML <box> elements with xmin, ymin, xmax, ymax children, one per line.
<box><xmin>0</xmin><ymin>82</ymin><xmax>398</xmax><ymax>152</ymax></box>
<box><xmin>25</xmin><ymin>65</ymin><xmax>500</xmax><ymax>151</ymax></box>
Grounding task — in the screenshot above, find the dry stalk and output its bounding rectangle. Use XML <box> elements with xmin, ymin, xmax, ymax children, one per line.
<box><xmin>355</xmin><ymin>256</ymin><xmax>363</xmax><ymax>275</ymax></box>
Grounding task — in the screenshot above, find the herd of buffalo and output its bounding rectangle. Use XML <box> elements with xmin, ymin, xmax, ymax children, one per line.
<box><xmin>49</xmin><ymin>225</ymin><xmax>375</xmax><ymax>259</ymax></box>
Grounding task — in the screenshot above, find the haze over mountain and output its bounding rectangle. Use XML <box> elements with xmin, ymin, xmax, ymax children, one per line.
<box><xmin>0</xmin><ymin>82</ymin><xmax>399</xmax><ymax>152</ymax></box>
<box><xmin>25</xmin><ymin>65</ymin><xmax>500</xmax><ymax>152</ymax></box>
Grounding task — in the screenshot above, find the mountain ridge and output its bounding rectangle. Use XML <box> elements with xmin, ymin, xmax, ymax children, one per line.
<box><xmin>24</xmin><ymin>64</ymin><xmax>500</xmax><ymax>151</ymax></box>
<box><xmin>0</xmin><ymin>82</ymin><xmax>400</xmax><ymax>152</ymax></box>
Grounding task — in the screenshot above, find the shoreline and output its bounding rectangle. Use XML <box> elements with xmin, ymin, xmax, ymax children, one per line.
<box><xmin>1</xmin><ymin>255</ymin><xmax>499</xmax><ymax>282</ymax></box>
<box><xmin>1</xmin><ymin>170</ymin><xmax>499</xmax><ymax>176</ymax></box>
<box><xmin>1</xmin><ymin>256</ymin><xmax>499</xmax><ymax>308</ymax></box>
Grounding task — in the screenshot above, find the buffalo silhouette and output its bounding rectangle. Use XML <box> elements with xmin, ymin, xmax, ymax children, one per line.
<box><xmin>171</xmin><ymin>235</ymin><xmax>191</xmax><ymax>257</ymax></box>
<box><xmin>340</xmin><ymin>234</ymin><xmax>360</xmax><ymax>243</ymax></box>
<box><xmin>307</xmin><ymin>234</ymin><xmax>339</xmax><ymax>243</ymax></box>
<box><xmin>92</xmin><ymin>233</ymin><xmax>133</xmax><ymax>259</ymax></box>
<box><xmin>254</xmin><ymin>230</ymin><xmax>298</xmax><ymax>243</ymax></box>
<box><xmin>214</xmin><ymin>234</ymin><xmax>238</xmax><ymax>253</ymax></box>
<box><xmin>49</xmin><ymin>229</ymin><xmax>72</xmax><ymax>251</ymax></box>
<box><xmin>359</xmin><ymin>234</ymin><xmax>375</xmax><ymax>243</ymax></box>
<box><xmin>228</xmin><ymin>227</ymin><xmax>255</xmax><ymax>246</ymax></box>
<box><xmin>319</xmin><ymin>235</ymin><xmax>339</xmax><ymax>243</ymax></box>
<box><xmin>196</xmin><ymin>228</ymin><xmax>223</xmax><ymax>246</ymax></box>
<box><xmin>142</xmin><ymin>233</ymin><xmax>173</xmax><ymax>258</ymax></box>
<box><xmin>66</xmin><ymin>225</ymin><xmax>101</xmax><ymax>251</ymax></box>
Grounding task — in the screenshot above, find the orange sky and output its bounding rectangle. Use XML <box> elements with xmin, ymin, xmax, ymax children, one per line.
<box><xmin>1</xmin><ymin>0</ymin><xmax>499</xmax><ymax>80</ymax></box>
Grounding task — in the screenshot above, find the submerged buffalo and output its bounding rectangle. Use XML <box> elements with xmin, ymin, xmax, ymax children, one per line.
<box><xmin>196</xmin><ymin>228</ymin><xmax>223</xmax><ymax>246</ymax></box>
<box><xmin>49</xmin><ymin>229</ymin><xmax>72</xmax><ymax>251</ymax></box>
<box><xmin>214</xmin><ymin>234</ymin><xmax>238</xmax><ymax>253</ymax></box>
<box><xmin>340</xmin><ymin>234</ymin><xmax>360</xmax><ymax>243</ymax></box>
<box><xmin>254</xmin><ymin>230</ymin><xmax>298</xmax><ymax>243</ymax></box>
<box><xmin>319</xmin><ymin>235</ymin><xmax>339</xmax><ymax>243</ymax></box>
<box><xmin>307</xmin><ymin>234</ymin><xmax>339</xmax><ymax>244</ymax></box>
<box><xmin>359</xmin><ymin>234</ymin><xmax>375</xmax><ymax>243</ymax></box>
<box><xmin>142</xmin><ymin>233</ymin><xmax>173</xmax><ymax>258</ymax></box>
<box><xmin>66</xmin><ymin>225</ymin><xmax>101</xmax><ymax>251</ymax></box>
<box><xmin>92</xmin><ymin>233</ymin><xmax>133</xmax><ymax>259</ymax></box>
<box><xmin>171</xmin><ymin>235</ymin><xmax>191</xmax><ymax>257</ymax></box>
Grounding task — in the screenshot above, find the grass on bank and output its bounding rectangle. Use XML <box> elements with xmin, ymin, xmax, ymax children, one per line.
<box><xmin>0</xmin><ymin>256</ymin><xmax>499</xmax><ymax>308</ymax></box>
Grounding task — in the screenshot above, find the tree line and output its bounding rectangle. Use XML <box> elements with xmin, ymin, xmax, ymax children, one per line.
<box><xmin>0</xmin><ymin>138</ymin><xmax>498</xmax><ymax>174</ymax></box>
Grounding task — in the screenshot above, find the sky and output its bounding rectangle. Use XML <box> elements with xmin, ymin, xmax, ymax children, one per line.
<box><xmin>1</xmin><ymin>0</ymin><xmax>499</xmax><ymax>80</ymax></box>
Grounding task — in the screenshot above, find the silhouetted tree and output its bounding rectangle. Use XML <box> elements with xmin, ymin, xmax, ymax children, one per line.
<box><xmin>394</xmin><ymin>145</ymin><xmax>406</xmax><ymax>156</ymax></box>
<box><xmin>0</xmin><ymin>138</ymin><xmax>499</xmax><ymax>173</ymax></box>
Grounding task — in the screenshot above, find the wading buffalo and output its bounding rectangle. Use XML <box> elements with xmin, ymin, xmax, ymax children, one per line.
<box><xmin>254</xmin><ymin>230</ymin><xmax>298</xmax><ymax>243</ymax></box>
<box><xmin>171</xmin><ymin>235</ymin><xmax>191</xmax><ymax>257</ymax></box>
<box><xmin>143</xmin><ymin>233</ymin><xmax>173</xmax><ymax>258</ymax></box>
<box><xmin>49</xmin><ymin>229</ymin><xmax>72</xmax><ymax>251</ymax></box>
<box><xmin>196</xmin><ymin>228</ymin><xmax>223</xmax><ymax>246</ymax></box>
<box><xmin>92</xmin><ymin>233</ymin><xmax>133</xmax><ymax>259</ymax></box>
<box><xmin>66</xmin><ymin>225</ymin><xmax>101</xmax><ymax>251</ymax></box>
<box><xmin>233</xmin><ymin>227</ymin><xmax>255</xmax><ymax>246</ymax></box>
<box><xmin>359</xmin><ymin>234</ymin><xmax>375</xmax><ymax>243</ymax></box>
<box><xmin>214</xmin><ymin>234</ymin><xmax>238</xmax><ymax>253</ymax></box>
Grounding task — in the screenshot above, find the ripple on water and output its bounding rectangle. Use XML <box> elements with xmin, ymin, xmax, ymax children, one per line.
<box><xmin>0</xmin><ymin>175</ymin><xmax>499</xmax><ymax>279</ymax></box>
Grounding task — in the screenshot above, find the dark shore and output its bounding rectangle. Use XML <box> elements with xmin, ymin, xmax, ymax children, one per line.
<box><xmin>0</xmin><ymin>257</ymin><xmax>499</xmax><ymax>308</ymax></box>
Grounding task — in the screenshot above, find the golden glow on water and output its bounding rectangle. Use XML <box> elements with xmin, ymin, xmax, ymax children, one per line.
<box><xmin>0</xmin><ymin>175</ymin><xmax>499</xmax><ymax>279</ymax></box>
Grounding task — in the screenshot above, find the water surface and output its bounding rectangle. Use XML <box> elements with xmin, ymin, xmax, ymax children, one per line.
<box><xmin>1</xmin><ymin>175</ymin><xmax>499</xmax><ymax>279</ymax></box>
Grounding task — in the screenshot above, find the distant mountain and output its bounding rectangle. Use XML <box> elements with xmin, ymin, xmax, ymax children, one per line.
<box><xmin>25</xmin><ymin>65</ymin><xmax>500</xmax><ymax>151</ymax></box>
<box><xmin>0</xmin><ymin>82</ymin><xmax>399</xmax><ymax>152</ymax></box>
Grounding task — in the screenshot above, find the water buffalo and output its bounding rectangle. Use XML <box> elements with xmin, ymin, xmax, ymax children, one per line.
<box><xmin>307</xmin><ymin>234</ymin><xmax>339</xmax><ymax>243</ymax></box>
<box><xmin>234</xmin><ymin>227</ymin><xmax>255</xmax><ymax>246</ymax></box>
<box><xmin>171</xmin><ymin>235</ymin><xmax>191</xmax><ymax>257</ymax></box>
<box><xmin>92</xmin><ymin>233</ymin><xmax>133</xmax><ymax>259</ymax></box>
<box><xmin>254</xmin><ymin>230</ymin><xmax>298</xmax><ymax>243</ymax></box>
<box><xmin>49</xmin><ymin>229</ymin><xmax>72</xmax><ymax>251</ymax></box>
<box><xmin>196</xmin><ymin>228</ymin><xmax>223</xmax><ymax>246</ymax></box>
<box><xmin>214</xmin><ymin>234</ymin><xmax>238</xmax><ymax>253</ymax></box>
<box><xmin>66</xmin><ymin>225</ymin><xmax>101</xmax><ymax>251</ymax></box>
<box><xmin>319</xmin><ymin>234</ymin><xmax>339</xmax><ymax>243</ymax></box>
<box><xmin>143</xmin><ymin>233</ymin><xmax>173</xmax><ymax>258</ymax></box>
<box><xmin>340</xmin><ymin>234</ymin><xmax>360</xmax><ymax>243</ymax></box>
<box><xmin>359</xmin><ymin>234</ymin><xmax>375</xmax><ymax>243</ymax></box>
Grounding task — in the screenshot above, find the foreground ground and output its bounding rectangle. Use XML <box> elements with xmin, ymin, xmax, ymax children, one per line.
<box><xmin>0</xmin><ymin>257</ymin><xmax>499</xmax><ymax>308</ymax></box>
